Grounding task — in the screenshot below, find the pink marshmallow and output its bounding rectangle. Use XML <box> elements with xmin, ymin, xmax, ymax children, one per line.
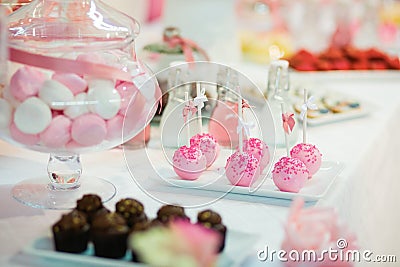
<box><xmin>225</xmin><ymin>151</ymin><xmax>260</xmax><ymax>187</ymax></box>
<box><xmin>40</xmin><ymin>115</ymin><xmax>72</xmax><ymax>148</ymax></box>
<box><xmin>71</xmin><ymin>113</ymin><xmax>107</xmax><ymax>146</ymax></box>
<box><xmin>115</xmin><ymin>82</ymin><xmax>139</xmax><ymax>115</ymax></box>
<box><xmin>272</xmin><ymin>157</ymin><xmax>309</xmax><ymax>193</ymax></box>
<box><xmin>52</xmin><ymin>73</ymin><xmax>88</xmax><ymax>95</ymax></box>
<box><xmin>106</xmin><ymin>115</ymin><xmax>124</xmax><ymax>141</ymax></box>
<box><xmin>9</xmin><ymin>66</ymin><xmax>46</xmax><ymax>102</ymax></box>
<box><xmin>10</xmin><ymin>123</ymin><xmax>40</xmax><ymax>146</ymax></box>
<box><xmin>123</xmin><ymin>91</ymin><xmax>148</xmax><ymax>136</ymax></box>
<box><xmin>173</xmin><ymin>146</ymin><xmax>207</xmax><ymax>180</ymax></box>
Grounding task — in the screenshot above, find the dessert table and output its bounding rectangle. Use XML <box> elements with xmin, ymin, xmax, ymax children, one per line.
<box><xmin>0</xmin><ymin>68</ymin><xmax>399</xmax><ymax>267</ymax></box>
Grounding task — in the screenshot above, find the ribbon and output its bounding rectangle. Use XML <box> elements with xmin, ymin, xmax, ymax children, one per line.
<box><xmin>193</xmin><ymin>88</ymin><xmax>207</xmax><ymax>110</ymax></box>
<box><xmin>300</xmin><ymin>95</ymin><xmax>318</xmax><ymax>119</ymax></box>
<box><xmin>282</xmin><ymin>112</ymin><xmax>295</xmax><ymax>134</ymax></box>
<box><xmin>242</xmin><ymin>99</ymin><xmax>252</xmax><ymax>109</ymax></box>
<box><xmin>164</xmin><ymin>35</ymin><xmax>210</xmax><ymax>62</ymax></box>
<box><xmin>237</xmin><ymin>117</ymin><xmax>255</xmax><ymax>137</ymax></box>
<box><xmin>182</xmin><ymin>100</ymin><xmax>197</xmax><ymax>123</ymax></box>
<box><xmin>9</xmin><ymin>47</ymin><xmax>134</xmax><ymax>82</ymax></box>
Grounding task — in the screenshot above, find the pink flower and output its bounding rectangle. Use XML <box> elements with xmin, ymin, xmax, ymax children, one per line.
<box><xmin>281</xmin><ymin>198</ymin><xmax>357</xmax><ymax>267</ymax></box>
<box><xmin>130</xmin><ymin>220</ymin><xmax>220</xmax><ymax>267</ymax></box>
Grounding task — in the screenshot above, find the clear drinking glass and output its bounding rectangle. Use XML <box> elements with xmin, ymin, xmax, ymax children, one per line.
<box><xmin>1</xmin><ymin>0</ymin><xmax>161</xmax><ymax>209</ymax></box>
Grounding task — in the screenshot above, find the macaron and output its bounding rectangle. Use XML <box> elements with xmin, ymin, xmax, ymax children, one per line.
<box><xmin>9</xmin><ymin>66</ymin><xmax>46</xmax><ymax>102</ymax></box>
<box><xmin>39</xmin><ymin>80</ymin><xmax>74</xmax><ymax>110</ymax></box>
<box><xmin>10</xmin><ymin>123</ymin><xmax>40</xmax><ymax>146</ymax></box>
<box><xmin>0</xmin><ymin>99</ymin><xmax>12</xmax><ymax>129</ymax></box>
<box><xmin>87</xmin><ymin>79</ymin><xmax>121</xmax><ymax>119</ymax></box>
<box><xmin>13</xmin><ymin>97</ymin><xmax>52</xmax><ymax>134</ymax></box>
<box><xmin>64</xmin><ymin>93</ymin><xmax>89</xmax><ymax>119</ymax></box>
<box><xmin>71</xmin><ymin>113</ymin><xmax>107</xmax><ymax>146</ymax></box>
<box><xmin>40</xmin><ymin>115</ymin><xmax>72</xmax><ymax>148</ymax></box>
<box><xmin>52</xmin><ymin>73</ymin><xmax>88</xmax><ymax>95</ymax></box>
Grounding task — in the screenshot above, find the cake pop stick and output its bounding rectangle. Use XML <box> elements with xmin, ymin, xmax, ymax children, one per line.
<box><xmin>190</xmin><ymin>84</ymin><xmax>219</xmax><ymax>168</ymax></box>
<box><xmin>194</xmin><ymin>83</ymin><xmax>207</xmax><ymax>133</ymax></box>
<box><xmin>182</xmin><ymin>92</ymin><xmax>196</xmax><ymax>147</ymax></box>
<box><xmin>281</xmin><ymin>103</ymin><xmax>289</xmax><ymax>157</ymax></box>
<box><xmin>300</xmin><ymin>89</ymin><xmax>318</xmax><ymax>143</ymax></box>
<box><xmin>238</xmin><ymin>91</ymin><xmax>244</xmax><ymax>154</ymax></box>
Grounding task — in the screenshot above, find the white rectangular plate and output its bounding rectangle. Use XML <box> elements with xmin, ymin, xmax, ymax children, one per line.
<box><xmin>159</xmin><ymin>161</ymin><xmax>343</xmax><ymax>202</ymax></box>
<box><xmin>24</xmin><ymin>230</ymin><xmax>258</xmax><ymax>267</ymax></box>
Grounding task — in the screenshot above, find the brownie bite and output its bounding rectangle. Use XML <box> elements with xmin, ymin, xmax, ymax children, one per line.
<box><xmin>156</xmin><ymin>204</ymin><xmax>189</xmax><ymax>224</ymax></box>
<box><xmin>91</xmin><ymin>212</ymin><xmax>129</xmax><ymax>259</ymax></box>
<box><xmin>76</xmin><ymin>194</ymin><xmax>107</xmax><ymax>224</ymax></box>
<box><xmin>52</xmin><ymin>210</ymin><xmax>90</xmax><ymax>253</ymax></box>
<box><xmin>115</xmin><ymin>198</ymin><xmax>147</xmax><ymax>227</ymax></box>
<box><xmin>197</xmin><ymin>209</ymin><xmax>227</xmax><ymax>253</ymax></box>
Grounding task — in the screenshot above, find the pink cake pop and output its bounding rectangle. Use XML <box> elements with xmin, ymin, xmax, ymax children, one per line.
<box><xmin>225</xmin><ymin>151</ymin><xmax>260</xmax><ymax>187</ymax></box>
<box><xmin>40</xmin><ymin>115</ymin><xmax>72</xmax><ymax>148</ymax></box>
<box><xmin>9</xmin><ymin>66</ymin><xmax>46</xmax><ymax>102</ymax></box>
<box><xmin>189</xmin><ymin>84</ymin><xmax>220</xmax><ymax>168</ymax></box>
<box><xmin>71</xmin><ymin>113</ymin><xmax>107</xmax><ymax>146</ymax></box>
<box><xmin>172</xmin><ymin>145</ymin><xmax>207</xmax><ymax>180</ymax></box>
<box><xmin>290</xmin><ymin>143</ymin><xmax>322</xmax><ymax>178</ymax></box>
<box><xmin>241</xmin><ymin>137</ymin><xmax>270</xmax><ymax>173</ymax></box>
<box><xmin>272</xmin><ymin>157</ymin><xmax>309</xmax><ymax>193</ymax></box>
<box><xmin>225</xmin><ymin>88</ymin><xmax>261</xmax><ymax>187</ymax></box>
<box><xmin>172</xmin><ymin>91</ymin><xmax>207</xmax><ymax>180</ymax></box>
<box><xmin>272</xmin><ymin>103</ymin><xmax>309</xmax><ymax>193</ymax></box>
<box><xmin>292</xmin><ymin>89</ymin><xmax>322</xmax><ymax>178</ymax></box>
<box><xmin>190</xmin><ymin>133</ymin><xmax>220</xmax><ymax>168</ymax></box>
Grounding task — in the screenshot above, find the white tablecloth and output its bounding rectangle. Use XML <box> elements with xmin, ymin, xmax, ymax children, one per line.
<box><xmin>0</xmin><ymin>70</ymin><xmax>399</xmax><ymax>267</ymax></box>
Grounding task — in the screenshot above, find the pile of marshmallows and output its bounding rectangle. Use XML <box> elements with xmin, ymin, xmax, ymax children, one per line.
<box><xmin>0</xmin><ymin>54</ymin><xmax>152</xmax><ymax>150</ymax></box>
<box><xmin>172</xmin><ymin>135</ymin><xmax>271</xmax><ymax>188</ymax></box>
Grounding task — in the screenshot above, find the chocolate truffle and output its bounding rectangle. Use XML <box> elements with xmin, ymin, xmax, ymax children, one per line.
<box><xmin>91</xmin><ymin>212</ymin><xmax>129</xmax><ymax>259</ymax></box>
<box><xmin>52</xmin><ymin>209</ymin><xmax>90</xmax><ymax>253</ymax></box>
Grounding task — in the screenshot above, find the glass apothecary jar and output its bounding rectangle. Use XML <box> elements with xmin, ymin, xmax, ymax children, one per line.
<box><xmin>0</xmin><ymin>0</ymin><xmax>161</xmax><ymax>209</ymax></box>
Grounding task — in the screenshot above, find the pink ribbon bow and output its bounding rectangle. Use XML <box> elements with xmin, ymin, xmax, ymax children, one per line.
<box><xmin>182</xmin><ymin>100</ymin><xmax>197</xmax><ymax>123</ymax></box>
<box><xmin>282</xmin><ymin>112</ymin><xmax>295</xmax><ymax>134</ymax></box>
<box><xmin>242</xmin><ymin>99</ymin><xmax>252</xmax><ymax>109</ymax></box>
<box><xmin>164</xmin><ymin>35</ymin><xmax>210</xmax><ymax>63</ymax></box>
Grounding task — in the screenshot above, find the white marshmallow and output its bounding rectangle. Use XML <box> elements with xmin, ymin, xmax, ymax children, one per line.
<box><xmin>39</xmin><ymin>80</ymin><xmax>74</xmax><ymax>110</ymax></box>
<box><xmin>0</xmin><ymin>99</ymin><xmax>12</xmax><ymax>129</ymax></box>
<box><xmin>14</xmin><ymin>97</ymin><xmax>52</xmax><ymax>134</ymax></box>
<box><xmin>87</xmin><ymin>80</ymin><xmax>121</xmax><ymax>119</ymax></box>
<box><xmin>64</xmin><ymin>93</ymin><xmax>89</xmax><ymax>119</ymax></box>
